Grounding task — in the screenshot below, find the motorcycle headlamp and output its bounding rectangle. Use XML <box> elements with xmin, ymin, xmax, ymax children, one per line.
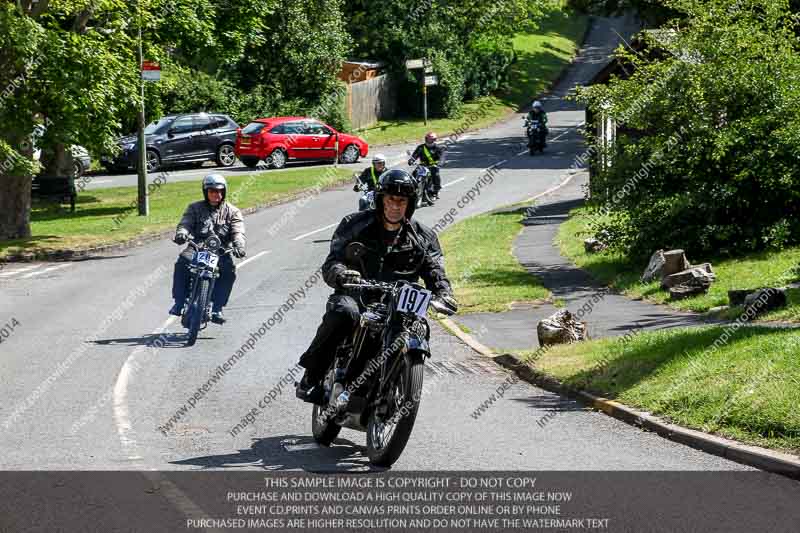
<box><xmin>206</xmin><ymin>235</ymin><xmax>221</xmax><ymax>249</ymax></box>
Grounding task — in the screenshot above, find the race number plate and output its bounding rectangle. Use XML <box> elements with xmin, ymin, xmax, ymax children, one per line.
<box><xmin>396</xmin><ymin>285</ymin><xmax>432</xmax><ymax>317</ymax></box>
<box><xmin>196</xmin><ymin>251</ymin><xmax>219</xmax><ymax>268</ymax></box>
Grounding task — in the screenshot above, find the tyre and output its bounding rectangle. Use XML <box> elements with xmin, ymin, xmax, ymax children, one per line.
<box><xmin>186</xmin><ymin>278</ymin><xmax>209</xmax><ymax>346</ymax></box>
<box><xmin>366</xmin><ymin>354</ymin><xmax>424</xmax><ymax>467</ymax></box>
<box><xmin>339</xmin><ymin>144</ymin><xmax>360</xmax><ymax>164</ymax></box>
<box><xmin>72</xmin><ymin>160</ymin><xmax>84</xmax><ymax>179</ymax></box>
<box><xmin>240</xmin><ymin>156</ymin><xmax>260</xmax><ymax>169</ymax></box>
<box><xmin>145</xmin><ymin>149</ymin><xmax>161</xmax><ymax>173</ymax></box>
<box><xmin>216</xmin><ymin>143</ymin><xmax>236</xmax><ymax>167</ymax></box>
<box><xmin>268</xmin><ymin>148</ymin><xmax>287</xmax><ymax>169</ymax></box>
<box><xmin>311</xmin><ymin>364</ymin><xmax>342</xmax><ymax>446</ymax></box>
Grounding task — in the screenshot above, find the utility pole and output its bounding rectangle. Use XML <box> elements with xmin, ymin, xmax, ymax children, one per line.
<box><xmin>136</xmin><ymin>0</ymin><xmax>149</xmax><ymax>216</ymax></box>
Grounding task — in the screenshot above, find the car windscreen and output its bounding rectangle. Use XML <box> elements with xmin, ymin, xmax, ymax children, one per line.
<box><xmin>144</xmin><ymin>118</ymin><xmax>173</xmax><ymax>134</ymax></box>
<box><xmin>242</xmin><ymin>122</ymin><xmax>267</xmax><ymax>135</ymax></box>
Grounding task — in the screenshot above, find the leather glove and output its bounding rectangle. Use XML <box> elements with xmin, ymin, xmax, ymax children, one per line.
<box><xmin>434</xmin><ymin>293</ymin><xmax>458</xmax><ymax>314</ymax></box>
<box><xmin>233</xmin><ymin>244</ymin><xmax>246</xmax><ymax>258</ymax></box>
<box><xmin>174</xmin><ymin>230</ymin><xmax>188</xmax><ymax>245</ymax></box>
<box><xmin>353</xmin><ymin>184</ymin><xmax>360</xmax><ymax>192</ymax></box>
<box><xmin>407</xmin><ymin>158</ymin><xmax>415</xmax><ymax>166</ymax></box>
<box><xmin>337</xmin><ymin>269</ymin><xmax>362</xmax><ymax>288</ymax></box>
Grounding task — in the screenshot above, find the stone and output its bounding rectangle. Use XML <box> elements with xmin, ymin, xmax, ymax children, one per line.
<box><xmin>642</xmin><ymin>249</ymin><xmax>690</xmax><ymax>283</ymax></box>
<box><xmin>537</xmin><ymin>310</ymin><xmax>588</xmax><ymax>347</ymax></box>
<box><xmin>669</xmin><ymin>280</ymin><xmax>711</xmax><ymax>300</ymax></box>
<box><xmin>743</xmin><ymin>288</ymin><xmax>787</xmax><ymax>315</ymax></box>
<box><xmin>584</xmin><ymin>238</ymin><xmax>606</xmax><ymax>253</ymax></box>
<box><xmin>661</xmin><ymin>265</ymin><xmax>716</xmax><ymax>290</ymax></box>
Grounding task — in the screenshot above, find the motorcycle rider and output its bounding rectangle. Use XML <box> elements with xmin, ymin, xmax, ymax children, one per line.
<box><xmin>354</xmin><ymin>153</ymin><xmax>387</xmax><ymax>193</ymax></box>
<box><xmin>296</xmin><ymin>169</ymin><xmax>458</xmax><ymax>403</ymax></box>
<box><xmin>408</xmin><ymin>132</ymin><xmax>445</xmax><ymax>199</ymax></box>
<box><xmin>169</xmin><ymin>173</ymin><xmax>246</xmax><ymax>324</ymax></box>
<box><xmin>526</xmin><ymin>100</ymin><xmax>549</xmax><ymax>147</ymax></box>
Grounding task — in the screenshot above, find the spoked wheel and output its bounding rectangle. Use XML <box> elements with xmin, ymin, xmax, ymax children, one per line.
<box><xmin>366</xmin><ymin>354</ymin><xmax>424</xmax><ymax>467</ymax></box>
<box><xmin>186</xmin><ymin>279</ymin><xmax>209</xmax><ymax>346</ymax></box>
<box><xmin>312</xmin><ymin>363</ymin><xmax>342</xmax><ymax>446</ymax></box>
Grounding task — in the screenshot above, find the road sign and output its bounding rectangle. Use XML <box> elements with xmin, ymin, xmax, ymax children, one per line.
<box><xmin>424</xmin><ymin>75</ymin><xmax>438</xmax><ymax>86</ymax></box>
<box><xmin>424</xmin><ymin>65</ymin><xmax>434</xmax><ymax>73</ymax></box>
<box><xmin>141</xmin><ymin>60</ymin><xmax>161</xmax><ymax>81</ymax></box>
<box><xmin>406</xmin><ymin>59</ymin><xmax>424</xmax><ymax>69</ymax></box>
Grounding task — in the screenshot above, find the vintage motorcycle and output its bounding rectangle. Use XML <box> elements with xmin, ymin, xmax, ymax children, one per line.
<box><xmin>310</xmin><ymin>242</ymin><xmax>456</xmax><ymax>466</ymax></box>
<box><xmin>524</xmin><ymin>117</ymin><xmax>546</xmax><ymax>155</ymax></box>
<box><xmin>352</xmin><ymin>173</ymin><xmax>375</xmax><ymax>212</ymax></box>
<box><xmin>179</xmin><ymin>234</ymin><xmax>232</xmax><ymax>346</ymax></box>
<box><xmin>405</xmin><ymin>152</ymin><xmax>436</xmax><ymax>208</ymax></box>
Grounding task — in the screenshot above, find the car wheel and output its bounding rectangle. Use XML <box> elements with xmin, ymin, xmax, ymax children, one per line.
<box><xmin>216</xmin><ymin>143</ymin><xmax>236</xmax><ymax>167</ymax></box>
<box><xmin>268</xmin><ymin>148</ymin><xmax>287</xmax><ymax>169</ymax></box>
<box><xmin>339</xmin><ymin>144</ymin><xmax>360</xmax><ymax>164</ymax></box>
<box><xmin>145</xmin><ymin>149</ymin><xmax>160</xmax><ymax>173</ymax></box>
<box><xmin>72</xmin><ymin>160</ymin><xmax>84</xmax><ymax>179</ymax></box>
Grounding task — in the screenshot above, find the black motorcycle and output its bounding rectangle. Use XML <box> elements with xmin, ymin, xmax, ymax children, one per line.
<box><xmin>353</xmin><ymin>173</ymin><xmax>375</xmax><ymax>212</ymax></box>
<box><xmin>179</xmin><ymin>234</ymin><xmax>232</xmax><ymax>346</ymax></box>
<box><xmin>525</xmin><ymin>118</ymin><xmax>546</xmax><ymax>155</ymax></box>
<box><xmin>310</xmin><ymin>242</ymin><xmax>456</xmax><ymax>466</ymax></box>
<box><xmin>411</xmin><ymin>163</ymin><xmax>435</xmax><ymax>208</ymax></box>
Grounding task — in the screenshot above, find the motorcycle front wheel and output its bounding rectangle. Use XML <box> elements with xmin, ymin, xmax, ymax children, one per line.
<box><xmin>366</xmin><ymin>354</ymin><xmax>424</xmax><ymax>467</ymax></box>
<box><xmin>312</xmin><ymin>364</ymin><xmax>342</xmax><ymax>446</ymax></box>
<box><xmin>186</xmin><ymin>278</ymin><xmax>209</xmax><ymax>346</ymax></box>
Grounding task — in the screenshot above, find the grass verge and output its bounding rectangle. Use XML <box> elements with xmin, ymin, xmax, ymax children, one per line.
<box><xmin>517</xmin><ymin>325</ymin><xmax>800</xmax><ymax>454</ymax></box>
<box><xmin>440</xmin><ymin>209</ymin><xmax>549</xmax><ymax>313</ymax></box>
<box><xmin>557</xmin><ymin>207</ymin><xmax>800</xmax><ymax>321</ymax></box>
<box><xmin>0</xmin><ymin>167</ymin><xmax>353</xmax><ymax>259</ymax></box>
<box><xmin>356</xmin><ymin>10</ymin><xmax>589</xmax><ymax>147</ymax></box>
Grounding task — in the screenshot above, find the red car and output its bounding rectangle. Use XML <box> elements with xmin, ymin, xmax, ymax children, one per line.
<box><xmin>235</xmin><ymin>116</ymin><xmax>369</xmax><ymax>169</ymax></box>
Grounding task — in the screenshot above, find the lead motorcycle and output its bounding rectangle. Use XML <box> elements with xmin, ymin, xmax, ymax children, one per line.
<box><xmin>179</xmin><ymin>234</ymin><xmax>233</xmax><ymax>346</ymax></box>
<box><xmin>405</xmin><ymin>152</ymin><xmax>436</xmax><ymax>208</ymax></box>
<box><xmin>310</xmin><ymin>242</ymin><xmax>455</xmax><ymax>466</ymax></box>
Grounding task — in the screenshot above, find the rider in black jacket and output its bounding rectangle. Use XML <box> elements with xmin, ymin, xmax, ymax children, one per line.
<box><xmin>408</xmin><ymin>132</ymin><xmax>445</xmax><ymax>199</ymax></box>
<box><xmin>296</xmin><ymin>169</ymin><xmax>458</xmax><ymax>402</ymax></box>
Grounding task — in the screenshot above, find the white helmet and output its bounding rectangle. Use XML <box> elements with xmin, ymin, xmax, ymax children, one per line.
<box><xmin>532</xmin><ymin>100</ymin><xmax>543</xmax><ymax>110</ymax></box>
<box><xmin>372</xmin><ymin>153</ymin><xmax>387</xmax><ymax>165</ymax></box>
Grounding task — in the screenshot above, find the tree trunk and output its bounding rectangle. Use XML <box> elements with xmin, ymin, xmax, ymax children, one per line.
<box><xmin>0</xmin><ymin>174</ymin><xmax>32</xmax><ymax>240</ymax></box>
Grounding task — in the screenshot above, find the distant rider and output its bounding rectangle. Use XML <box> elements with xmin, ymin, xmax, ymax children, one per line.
<box><xmin>354</xmin><ymin>153</ymin><xmax>387</xmax><ymax>193</ymax></box>
<box><xmin>169</xmin><ymin>173</ymin><xmax>246</xmax><ymax>324</ymax></box>
<box><xmin>526</xmin><ymin>100</ymin><xmax>548</xmax><ymax>147</ymax></box>
<box><xmin>408</xmin><ymin>132</ymin><xmax>445</xmax><ymax>199</ymax></box>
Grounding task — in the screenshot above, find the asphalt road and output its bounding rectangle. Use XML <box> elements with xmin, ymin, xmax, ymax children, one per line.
<box><xmin>0</xmin><ymin>16</ymin><xmax>791</xmax><ymax>486</ymax></box>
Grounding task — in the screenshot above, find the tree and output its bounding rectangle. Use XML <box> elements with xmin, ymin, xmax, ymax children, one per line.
<box><xmin>577</xmin><ymin>0</ymin><xmax>800</xmax><ymax>257</ymax></box>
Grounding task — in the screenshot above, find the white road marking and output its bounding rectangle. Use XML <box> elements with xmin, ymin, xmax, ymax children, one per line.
<box><xmin>19</xmin><ymin>263</ymin><xmax>71</xmax><ymax>279</ymax></box>
<box><xmin>90</xmin><ymin>179</ymin><xmax>112</xmax><ymax>184</ymax></box>
<box><xmin>0</xmin><ymin>264</ymin><xmax>42</xmax><ymax>277</ymax></box>
<box><xmin>442</xmin><ymin>177</ymin><xmax>466</xmax><ymax>188</ymax></box>
<box><xmin>141</xmin><ymin>472</ymin><xmax>227</xmax><ymax>533</ymax></box>
<box><xmin>237</xmin><ymin>250</ymin><xmax>270</xmax><ymax>268</ymax></box>
<box><xmin>112</xmin><ymin>249</ymin><xmax>271</xmax><ymax>462</ymax></box>
<box><xmin>292</xmin><ymin>222</ymin><xmax>337</xmax><ymax>241</ymax></box>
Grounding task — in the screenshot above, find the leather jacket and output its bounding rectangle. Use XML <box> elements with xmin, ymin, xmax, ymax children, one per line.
<box><xmin>176</xmin><ymin>200</ymin><xmax>245</xmax><ymax>249</ymax></box>
<box><xmin>322</xmin><ymin>210</ymin><xmax>453</xmax><ymax>297</ymax></box>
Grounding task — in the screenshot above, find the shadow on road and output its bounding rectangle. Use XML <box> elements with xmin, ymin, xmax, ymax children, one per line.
<box><xmin>171</xmin><ymin>435</ymin><xmax>388</xmax><ymax>473</ymax></box>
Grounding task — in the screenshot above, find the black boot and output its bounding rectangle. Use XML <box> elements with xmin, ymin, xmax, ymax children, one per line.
<box><xmin>295</xmin><ymin>371</ymin><xmax>325</xmax><ymax>405</ymax></box>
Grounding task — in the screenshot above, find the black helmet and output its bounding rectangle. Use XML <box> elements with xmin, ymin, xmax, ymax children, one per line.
<box><xmin>375</xmin><ymin>169</ymin><xmax>418</xmax><ymax>220</ymax></box>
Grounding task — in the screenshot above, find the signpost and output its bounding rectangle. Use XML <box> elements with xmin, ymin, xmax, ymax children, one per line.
<box><xmin>406</xmin><ymin>58</ymin><xmax>434</xmax><ymax>125</ymax></box>
<box><xmin>141</xmin><ymin>60</ymin><xmax>161</xmax><ymax>81</ymax></box>
<box><xmin>136</xmin><ymin>10</ymin><xmax>149</xmax><ymax>217</ymax></box>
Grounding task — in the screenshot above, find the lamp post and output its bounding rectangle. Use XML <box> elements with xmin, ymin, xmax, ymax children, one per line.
<box><xmin>136</xmin><ymin>0</ymin><xmax>149</xmax><ymax>216</ymax></box>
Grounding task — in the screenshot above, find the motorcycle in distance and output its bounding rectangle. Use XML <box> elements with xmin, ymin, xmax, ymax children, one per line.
<box><xmin>178</xmin><ymin>234</ymin><xmax>233</xmax><ymax>346</ymax></box>
<box><xmin>405</xmin><ymin>150</ymin><xmax>436</xmax><ymax>208</ymax></box>
<box><xmin>352</xmin><ymin>173</ymin><xmax>375</xmax><ymax>212</ymax></box>
<box><xmin>310</xmin><ymin>242</ymin><xmax>457</xmax><ymax>467</ymax></box>
<box><xmin>524</xmin><ymin>117</ymin><xmax>546</xmax><ymax>155</ymax></box>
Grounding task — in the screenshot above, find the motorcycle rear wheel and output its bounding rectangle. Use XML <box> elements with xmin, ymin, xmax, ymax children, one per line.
<box><xmin>366</xmin><ymin>354</ymin><xmax>424</xmax><ymax>467</ymax></box>
<box><xmin>186</xmin><ymin>278</ymin><xmax>209</xmax><ymax>346</ymax></box>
